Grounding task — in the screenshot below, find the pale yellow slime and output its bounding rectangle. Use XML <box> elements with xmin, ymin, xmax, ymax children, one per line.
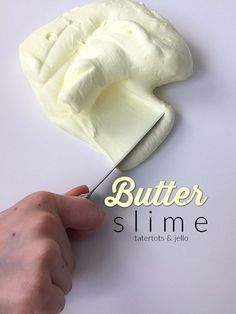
<box><xmin>19</xmin><ymin>0</ymin><xmax>193</xmax><ymax>170</ymax></box>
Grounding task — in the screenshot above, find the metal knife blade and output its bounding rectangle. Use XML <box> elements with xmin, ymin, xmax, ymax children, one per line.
<box><xmin>86</xmin><ymin>112</ymin><xmax>165</xmax><ymax>199</ymax></box>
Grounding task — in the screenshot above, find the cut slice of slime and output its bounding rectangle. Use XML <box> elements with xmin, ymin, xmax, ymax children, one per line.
<box><xmin>90</xmin><ymin>82</ymin><xmax>166</xmax><ymax>166</ymax></box>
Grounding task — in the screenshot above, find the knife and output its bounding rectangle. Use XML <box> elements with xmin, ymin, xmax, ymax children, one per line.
<box><xmin>85</xmin><ymin>112</ymin><xmax>165</xmax><ymax>199</ymax></box>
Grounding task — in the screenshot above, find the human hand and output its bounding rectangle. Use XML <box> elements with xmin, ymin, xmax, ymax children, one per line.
<box><xmin>0</xmin><ymin>186</ymin><xmax>104</xmax><ymax>314</ymax></box>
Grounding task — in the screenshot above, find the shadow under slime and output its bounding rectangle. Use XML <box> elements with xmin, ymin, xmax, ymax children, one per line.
<box><xmin>71</xmin><ymin>172</ymin><xmax>133</xmax><ymax>299</ymax></box>
<box><xmin>187</xmin><ymin>39</ymin><xmax>206</xmax><ymax>80</ymax></box>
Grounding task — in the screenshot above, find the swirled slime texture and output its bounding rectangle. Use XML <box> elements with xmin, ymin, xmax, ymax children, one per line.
<box><xmin>19</xmin><ymin>0</ymin><xmax>193</xmax><ymax>170</ymax></box>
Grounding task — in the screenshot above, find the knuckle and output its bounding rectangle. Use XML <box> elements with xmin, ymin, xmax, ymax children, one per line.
<box><xmin>58</xmin><ymin>297</ymin><xmax>66</xmax><ymax>313</ymax></box>
<box><xmin>41</xmin><ymin>291</ymin><xmax>65</xmax><ymax>314</ymax></box>
<box><xmin>55</xmin><ymin>293</ymin><xmax>66</xmax><ymax>313</ymax></box>
<box><xmin>36</xmin><ymin>239</ymin><xmax>61</xmax><ymax>266</ymax></box>
<box><xmin>29</xmin><ymin>191</ymin><xmax>53</xmax><ymax>207</ymax></box>
<box><xmin>32</xmin><ymin>277</ymin><xmax>48</xmax><ymax>299</ymax></box>
<box><xmin>29</xmin><ymin>212</ymin><xmax>59</xmax><ymax>236</ymax></box>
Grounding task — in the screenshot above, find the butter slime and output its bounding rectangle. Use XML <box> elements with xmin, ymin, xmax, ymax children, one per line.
<box><xmin>19</xmin><ymin>0</ymin><xmax>193</xmax><ymax>170</ymax></box>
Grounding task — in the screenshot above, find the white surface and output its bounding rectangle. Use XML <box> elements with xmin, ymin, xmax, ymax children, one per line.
<box><xmin>1</xmin><ymin>1</ymin><xmax>236</xmax><ymax>313</ymax></box>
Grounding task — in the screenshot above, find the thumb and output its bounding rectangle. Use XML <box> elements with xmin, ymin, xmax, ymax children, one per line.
<box><xmin>53</xmin><ymin>193</ymin><xmax>105</xmax><ymax>232</ymax></box>
<box><xmin>64</xmin><ymin>185</ymin><xmax>89</xmax><ymax>197</ymax></box>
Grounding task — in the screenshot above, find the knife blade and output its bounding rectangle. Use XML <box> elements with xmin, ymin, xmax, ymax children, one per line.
<box><xmin>86</xmin><ymin>112</ymin><xmax>165</xmax><ymax>199</ymax></box>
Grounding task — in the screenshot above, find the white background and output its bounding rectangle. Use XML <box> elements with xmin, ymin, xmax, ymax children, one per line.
<box><xmin>1</xmin><ymin>1</ymin><xmax>236</xmax><ymax>313</ymax></box>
